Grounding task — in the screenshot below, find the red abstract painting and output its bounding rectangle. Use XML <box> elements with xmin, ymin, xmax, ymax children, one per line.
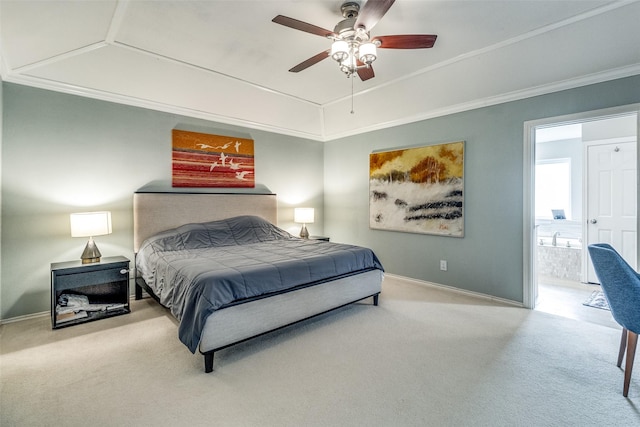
<box><xmin>172</xmin><ymin>129</ymin><xmax>255</xmax><ymax>188</ymax></box>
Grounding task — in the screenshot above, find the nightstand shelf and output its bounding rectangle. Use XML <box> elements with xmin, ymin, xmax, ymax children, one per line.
<box><xmin>51</xmin><ymin>256</ymin><xmax>130</xmax><ymax>329</ymax></box>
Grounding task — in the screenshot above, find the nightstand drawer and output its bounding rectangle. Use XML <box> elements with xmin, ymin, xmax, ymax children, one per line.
<box><xmin>54</xmin><ymin>267</ymin><xmax>127</xmax><ymax>292</ymax></box>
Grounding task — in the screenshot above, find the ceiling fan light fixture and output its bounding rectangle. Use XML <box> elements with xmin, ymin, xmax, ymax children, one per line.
<box><xmin>358</xmin><ymin>42</ymin><xmax>377</xmax><ymax>65</ymax></box>
<box><xmin>273</xmin><ymin>1</ymin><xmax>437</xmax><ymax>82</ymax></box>
<box><xmin>331</xmin><ymin>40</ymin><xmax>349</xmax><ymax>62</ymax></box>
<box><xmin>340</xmin><ymin>55</ymin><xmax>356</xmax><ymax>74</ymax></box>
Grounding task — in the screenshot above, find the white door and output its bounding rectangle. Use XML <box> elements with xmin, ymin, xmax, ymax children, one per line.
<box><xmin>585</xmin><ymin>140</ymin><xmax>637</xmax><ymax>283</ymax></box>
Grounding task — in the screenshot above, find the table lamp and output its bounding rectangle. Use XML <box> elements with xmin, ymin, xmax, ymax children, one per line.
<box><xmin>294</xmin><ymin>207</ymin><xmax>314</xmax><ymax>239</ymax></box>
<box><xmin>70</xmin><ymin>211</ymin><xmax>112</xmax><ymax>263</ymax></box>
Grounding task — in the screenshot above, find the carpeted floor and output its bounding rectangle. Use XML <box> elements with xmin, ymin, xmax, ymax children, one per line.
<box><xmin>1</xmin><ymin>275</ymin><xmax>638</xmax><ymax>426</ymax></box>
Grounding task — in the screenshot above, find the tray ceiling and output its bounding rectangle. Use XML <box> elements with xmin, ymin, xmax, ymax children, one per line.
<box><xmin>1</xmin><ymin>1</ymin><xmax>639</xmax><ymax>140</ymax></box>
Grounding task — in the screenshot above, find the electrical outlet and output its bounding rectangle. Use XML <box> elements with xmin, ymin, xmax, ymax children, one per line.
<box><xmin>440</xmin><ymin>260</ymin><xmax>447</xmax><ymax>271</ymax></box>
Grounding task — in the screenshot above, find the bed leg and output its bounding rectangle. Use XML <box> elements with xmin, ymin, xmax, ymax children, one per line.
<box><xmin>373</xmin><ymin>294</ymin><xmax>379</xmax><ymax>306</ymax></box>
<box><xmin>135</xmin><ymin>283</ymin><xmax>143</xmax><ymax>300</ymax></box>
<box><xmin>204</xmin><ymin>352</ymin><xmax>214</xmax><ymax>373</ymax></box>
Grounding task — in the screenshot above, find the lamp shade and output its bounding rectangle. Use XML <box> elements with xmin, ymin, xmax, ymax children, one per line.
<box><xmin>70</xmin><ymin>211</ymin><xmax>112</xmax><ymax>237</ymax></box>
<box><xmin>294</xmin><ymin>208</ymin><xmax>314</xmax><ymax>224</ymax></box>
<box><xmin>358</xmin><ymin>42</ymin><xmax>377</xmax><ymax>64</ymax></box>
<box><xmin>330</xmin><ymin>40</ymin><xmax>349</xmax><ymax>62</ymax></box>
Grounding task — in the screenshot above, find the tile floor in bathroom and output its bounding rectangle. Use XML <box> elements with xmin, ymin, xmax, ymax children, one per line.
<box><xmin>536</xmin><ymin>277</ymin><xmax>619</xmax><ymax>329</ymax></box>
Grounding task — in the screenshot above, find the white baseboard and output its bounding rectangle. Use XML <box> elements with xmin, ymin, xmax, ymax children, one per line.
<box><xmin>384</xmin><ymin>273</ymin><xmax>524</xmax><ymax>308</ymax></box>
<box><xmin>1</xmin><ymin>277</ymin><xmax>523</xmax><ymax>325</ymax></box>
<box><xmin>0</xmin><ymin>310</ymin><xmax>49</xmax><ymax>325</ymax></box>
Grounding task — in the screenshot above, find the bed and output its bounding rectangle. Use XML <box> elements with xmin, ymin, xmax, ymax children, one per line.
<box><xmin>133</xmin><ymin>186</ymin><xmax>384</xmax><ymax>372</ymax></box>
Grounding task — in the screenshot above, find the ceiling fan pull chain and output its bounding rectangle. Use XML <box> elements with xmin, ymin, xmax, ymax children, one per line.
<box><xmin>351</xmin><ymin>75</ymin><xmax>355</xmax><ymax>114</ymax></box>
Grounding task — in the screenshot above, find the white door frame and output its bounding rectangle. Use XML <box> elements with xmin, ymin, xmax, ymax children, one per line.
<box><xmin>522</xmin><ymin>104</ymin><xmax>640</xmax><ymax>309</ymax></box>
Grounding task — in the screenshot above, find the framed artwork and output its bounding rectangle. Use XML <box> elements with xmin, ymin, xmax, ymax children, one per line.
<box><xmin>369</xmin><ymin>141</ymin><xmax>464</xmax><ymax>237</ymax></box>
<box><xmin>172</xmin><ymin>129</ymin><xmax>255</xmax><ymax>188</ymax></box>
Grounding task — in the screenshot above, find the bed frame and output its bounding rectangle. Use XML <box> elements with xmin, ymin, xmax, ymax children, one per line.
<box><xmin>133</xmin><ymin>188</ymin><xmax>382</xmax><ymax>372</ymax></box>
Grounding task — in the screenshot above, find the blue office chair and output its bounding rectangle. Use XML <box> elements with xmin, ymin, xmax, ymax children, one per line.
<box><xmin>588</xmin><ymin>243</ymin><xmax>640</xmax><ymax>397</ymax></box>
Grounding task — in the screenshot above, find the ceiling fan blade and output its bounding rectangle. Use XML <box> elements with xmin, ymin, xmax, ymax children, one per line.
<box><xmin>355</xmin><ymin>0</ymin><xmax>395</xmax><ymax>31</ymax></box>
<box><xmin>356</xmin><ymin>62</ymin><xmax>375</xmax><ymax>81</ymax></box>
<box><xmin>289</xmin><ymin>50</ymin><xmax>330</xmax><ymax>73</ymax></box>
<box><xmin>374</xmin><ymin>34</ymin><xmax>438</xmax><ymax>49</ymax></box>
<box><xmin>272</xmin><ymin>15</ymin><xmax>334</xmax><ymax>37</ymax></box>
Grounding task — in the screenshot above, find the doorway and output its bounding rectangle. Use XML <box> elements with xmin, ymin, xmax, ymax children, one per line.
<box><xmin>523</xmin><ymin>105</ymin><xmax>640</xmax><ymax>326</ymax></box>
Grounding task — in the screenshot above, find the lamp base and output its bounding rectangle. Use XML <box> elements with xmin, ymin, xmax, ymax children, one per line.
<box><xmin>80</xmin><ymin>237</ymin><xmax>102</xmax><ymax>264</ymax></box>
<box><xmin>299</xmin><ymin>224</ymin><xmax>309</xmax><ymax>239</ymax></box>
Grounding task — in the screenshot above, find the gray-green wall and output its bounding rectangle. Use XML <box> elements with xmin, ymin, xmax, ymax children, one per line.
<box><xmin>2</xmin><ymin>75</ymin><xmax>640</xmax><ymax>319</ymax></box>
<box><xmin>324</xmin><ymin>75</ymin><xmax>640</xmax><ymax>303</ymax></box>
<box><xmin>1</xmin><ymin>83</ymin><xmax>323</xmax><ymax>319</ymax></box>
<box><xmin>0</xmin><ymin>76</ymin><xmax>3</xmax><ymax>317</ymax></box>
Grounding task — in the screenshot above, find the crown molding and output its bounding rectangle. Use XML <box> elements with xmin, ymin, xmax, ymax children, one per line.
<box><xmin>3</xmin><ymin>62</ymin><xmax>639</xmax><ymax>143</ymax></box>
<box><xmin>322</xmin><ymin>65</ymin><xmax>640</xmax><ymax>141</ymax></box>
<box><xmin>2</xmin><ymin>72</ymin><xmax>326</xmax><ymax>141</ymax></box>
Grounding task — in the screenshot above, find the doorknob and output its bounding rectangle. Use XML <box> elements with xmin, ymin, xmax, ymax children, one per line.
<box><xmin>589</xmin><ymin>219</ymin><xmax>598</xmax><ymax>224</ymax></box>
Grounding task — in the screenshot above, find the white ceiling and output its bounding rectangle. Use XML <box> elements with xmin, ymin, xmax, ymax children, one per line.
<box><xmin>1</xmin><ymin>0</ymin><xmax>639</xmax><ymax>141</ymax></box>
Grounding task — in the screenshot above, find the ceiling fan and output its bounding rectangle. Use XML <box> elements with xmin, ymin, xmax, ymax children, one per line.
<box><xmin>272</xmin><ymin>0</ymin><xmax>437</xmax><ymax>81</ymax></box>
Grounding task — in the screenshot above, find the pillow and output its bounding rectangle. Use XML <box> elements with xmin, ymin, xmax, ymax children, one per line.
<box><xmin>141</xmin><ymin>215</ymin><xmax>292</xmax><ymax>252</ymax></box>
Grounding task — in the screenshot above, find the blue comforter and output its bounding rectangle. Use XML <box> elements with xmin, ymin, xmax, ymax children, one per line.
<box><xmin>136</xmin><ymin>216</ymin><xmax>383</xmax><ymax>352</ymax></box>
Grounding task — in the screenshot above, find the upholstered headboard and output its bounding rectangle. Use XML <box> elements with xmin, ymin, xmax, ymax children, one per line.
<box><xmin>133</xmin><ymin>184</ymin><xmax>277</xmax><ymax>252</ymax></box>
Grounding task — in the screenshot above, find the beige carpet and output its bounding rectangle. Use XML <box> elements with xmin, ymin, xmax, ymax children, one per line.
<box><xmin>1</xmin><ymin>276</ymin><xmax>639</xmax><ymax>426</ymax></box>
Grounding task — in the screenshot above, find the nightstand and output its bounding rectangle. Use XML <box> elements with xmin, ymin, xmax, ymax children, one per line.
<box><xmin>51</xmin><ymin>256</ymin><xmax>130</xmax><ymax>329</ymax></box>
<box><xmin>309</xmin><ymin>236</ymin><xmax>330</xmax><ymax>242</ymax></box>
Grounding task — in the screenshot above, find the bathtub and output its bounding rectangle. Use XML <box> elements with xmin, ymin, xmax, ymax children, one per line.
<box><xmin>536</xmin><ymin>242</ymin><xmax>582</xmax><ymax>282</ymax></box>
<box><xmin>537</xmin><ymin>237</ymin><xmax>581</xmax><ymax>248</ymax></box>
<box><xmin>535</xmin><ymin>220</ymin><xmax>583</xmax><ymax>282</ymax></box>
